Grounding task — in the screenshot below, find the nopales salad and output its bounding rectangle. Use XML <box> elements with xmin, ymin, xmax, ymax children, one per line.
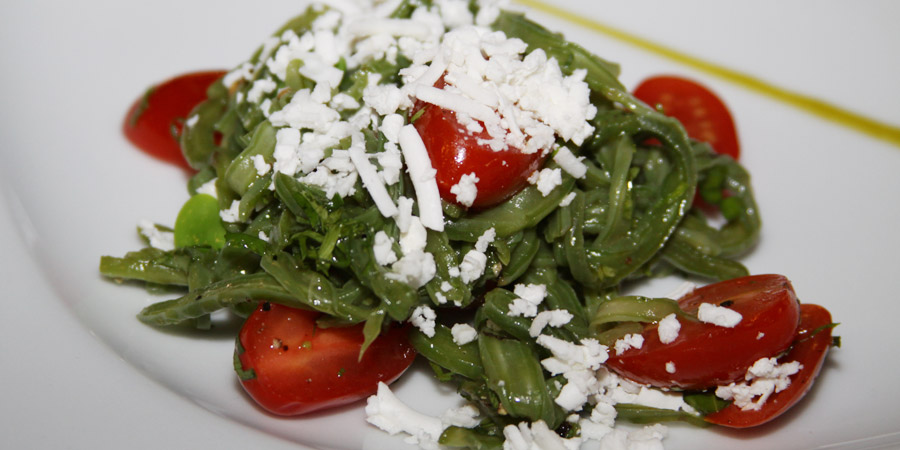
<box><xmin>101</xmin><ymin>0</ymin><xmax>837</xmax><ymax>448</ymax></box>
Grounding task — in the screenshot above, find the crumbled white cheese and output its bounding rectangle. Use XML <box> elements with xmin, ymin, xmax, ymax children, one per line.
<box><xmin>137</xmin><ymin>220</ymin><xmax>174</xmax><ymax>251</ymax></box>
<box><xmin>530</xmin><ymin>167</ymin><xmax>563</xmax><ymax>196</ymax></box>
<box><xmin>594</xmin><ymin>367</ymin><xmax>697</xmax><ymax>417</ymax></box>
<box><xmin>388</xmin><ymin>250</ymin><xmax>436</xmax><ymax>288</ymax></box>
<box><xmin>377</xmin><ymin>142</ymin><xmax>403</xmax><ymax>185</ymax></box>
<box><xmin>349</xmin><ymin>137</ymin><xmax>398</xmax><ymax>218</ymax></box>
<box><xmin>373</xmin><ymin>231</ymin><xmax>398</xmax><ymax>266</ymax></box>
<box><xmin>450</xmin><ymin>172</ymin><xmax>479</xmax><ymax>207</ymax></box>
<box><xmin>458</xmin><ymin>249</ymin><xmax>487</xmax><ymax>283</ymax></box>
<box><xmin>614</xmin><ymin>333</ymin><xmax>645</xmax><ymax>355</ymax></box>
<box><xmin>657</xmin><ymin>313</ymin><xmax>681</xmax><ymax>344</ymax></box>
<box><xmin>502</xmin><ymin>420</ymin><xmax>581</xmax><ymax>450</ymax></box>
<box><xmin>380</xmin><ymin>113</ymin><xmax>405</xmax><ymax>143</ymax></box>
<box><xmin>440</xmin><ymin>281</ymin><xmax>453</xmax><ymax>292</ymax></box>
<box><xmin>399</xmin><ymin>216</ymin><xmax>429</xmax><ymax>254</ymax></box>
<box><xmin>537</xmin><ymin>336</ymin><xmax>608</xmax><ymax>412</ymax></box>
<box><xmin>716</xmin><ymin>357</ymin><xmax>802</xmax><ymax>411</ymax></box>
<box><xmin>508</xmin><ymin>283</ymin><xmax>547</xmax><ymax>317</ymax></box>
<box><xmin>410</xmin><ymin>305</ymin><xmax>437</xmax><ymax>338</ymax></box>
<box><xmin>395</xmin><ymin>196</ymin><xmax>414</xmax><ymax>233</ymax></box>
<box><xmin>219</xmin><ymin>199</ymin><xmax>241</xmax><ymax>223</ymax></box>
<box><xmin>222</xmin><ymin>62</ymin><xmax>253</xmax><ymax>88</ymax></box>
<box><xmin>366</xmin><ymin>382</ymin><xmax>443</xmax><ymax>449</ymax></box>
<box><xmin>451</xmin><ymin>323</ymin><xmax>478</xmax><ymax>345</ymax></box>
<box><xmin>553</xmin><ymin>147</ymin><xmax>587</xmax><ymax>179</ymax></box>
<box><xmin>364</xmin><ymin>83</ymin><xmax>407</xmax><ymax>115</ymax></box>
<box><xmin>665</xmin><ymin>361</ymin><xmax>676</xmax><ymax>374</ymax></box>
<box><xmin>272</xmin><ymin>127</ymin><xmax>303</xmax><ymax>176</ymax></box>
<box><xmin>330</xmin><ymin>92</ymin><xmax>360</xmax><ymax>111</ymax></box>
<box><xmin>258</xmin><ymin>231</ymin><xmax>270</xmax><ymax>242</ymax></box>
<box><xmin>558</xmin><ymin>191</ymin><xmax>576</xmax><ymax>207</ymax></box>
<box><xmin>247</xmin><ymin>78</ymin><xmax>277</xmax><ymax>103</ymax></box>
<box><xmin>698</xmin><ymin>303</ymin><xmax>743</xmax><ymax>328</ymax></box>
<box><xmin>299</xmin><ymin>150</ymin><xmax>358</xmax><ymax>199</ymax></box>
<box><xmin>403</xmin><ymin>25</ymin><xmax>595</xmax><ymax>155</ymax></box>
<box><xmin>474</xmin><ymin>227</ymin><xmax>496</xmax><ymax>253</ymax></box>
<box><xmin>268</xmin><ymin>89</ymin><xmax>342</xmax><ymax>134</ymax></box>
<box><xmin>528</xmin><ymin>309</ymin><xmax>573</xmax><ymax>338</ymax></box>
<box><xmin>250</xmin><ymin>154</ymin><xmax>271</xmax><ymax>177</ymax></box>
<box><xmin>597</xmin><ymin>424</ymin><xmax>668</xmax><ymax>450</ymax></box>
<box><xmin>398</xmin><ymin>124</ymin><xmax>444</xmax><ymax>231</ymax></box>
<box><xmin>440</xmin><ymin>404</ymin><xmax>481</xmax><ymax>429</ymax></box>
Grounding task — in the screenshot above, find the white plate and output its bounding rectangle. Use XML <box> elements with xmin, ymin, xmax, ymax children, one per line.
<box><xmin>2</xmin><ymin>1</ymin><xmax>899</xmax><ymax>448</ymax></box>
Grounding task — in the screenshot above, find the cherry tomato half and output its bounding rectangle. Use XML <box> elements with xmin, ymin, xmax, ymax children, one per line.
<box><xmin>633</xmin><ymin>75</ymin><xmax>740</xmax><ymax>160</ymax></box>
<box><xmin>705</xmin><ymin>303</ymin><xmax>834</xmax><ymax>428</ymax></box>
<box><xmin>412</xmin><ymin>91</ymin><xmax>547</xmax><ymax>209</ymax></box>
<box><xmin>606</xmin><ymin>274</ymin><xmax>800</xmax><ymax>389</ymax></box>
<box><xmin>123</xmin><ymin>71</ymin><xmax>225</xmax><ymax>170</ymax></box>
<box><xmin>236</xmin><ymin>302</ymin><xmax>416</xmax><ymax>416</ymax></box>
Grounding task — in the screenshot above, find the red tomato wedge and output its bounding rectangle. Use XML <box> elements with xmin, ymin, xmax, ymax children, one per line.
<box><xmin>236</xmin><ymin>302</ymin><xmax>416</xmax><ymax>416</ymax></box>
<box><xmin>123</xmin><ymin>71</ymin><xmax>225</xmax><ymax>170</ymax></box>
<box><xmin>606</xmin><ymin>274</ymin><xmax>800</xmax><ymax>389</ymax></box>
<box><xmin>633</xmin><ymin>75</ymin><xmax>740</xmax><ymax>160</ymax></box>
<box><xmin>412</xmin><ymin>88</ymin><xmax>547</xmax><ymax>209</ymax></box>
<box><xmin>705</xmin><ymin>304</ymin><xmax>834</xmax><ymax>428</ymax></box>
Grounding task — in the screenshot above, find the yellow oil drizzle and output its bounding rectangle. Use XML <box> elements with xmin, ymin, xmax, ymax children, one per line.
<box><xmin>515</xmin><ymin>0</ymin><xmax>900</xmax><ymax>148</ymax></box>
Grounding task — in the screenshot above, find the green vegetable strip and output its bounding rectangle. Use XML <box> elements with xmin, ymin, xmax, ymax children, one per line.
<box><xmin>446</xmin><ymin>172</ymin><xmax>576</xmax><ymax>241</ymax></box>
<box><xmin>346</xmin><ymin>237</ymin><xmax>418</xmax><ymax>321</ymax></box>
<box><xmin>180</xmin><ymin>91</ymin><xmax>226</xmax><ymax>170</ymax></box>
<box><xmin>439</xmin><ymin>426</ymin><xmax>503</xmax><ymax>450</ymax></box>
<box><xmin>584</xmin><ymin>111</ymin><xmax>696</xmax><ymax>288</ymax></box>
<box><xmin>359</xmin><ymin>308</ymin><xmax>386</xmax><ymax>360</ymax></box>
<box><xmin>661</xmin><ymin>234</ymin><xmax>749</xmax><ymax>281</ymax></box>
<box><xmin>595</xmin><ymin>135</ymin><xmax>636</xmax><ymax>245</ymax></box>
<box><xmin>562</xmin><ymin>190</ymin><xmax>603</xmax><ymax>289</ymax></box>
<box><xmin>477</xmin><ymin>289</ymin><xmax>534</xmax><ymax>342</ymax></box>
<box><xmin>225</xmin><ymin>121</ymin><xmax>276</xmax><ymax>196</ymax></box>
<box><xmin>524</xmin><ymin>268</ymin><xmax>589</xmax><ymax>339</ymax></box>
<box><xmin>99</xmin><ymin>248</ymin><xmax>190</xmax><ymax>286</ymax></box>
<box><xmin>262</xmin><ymin>251</ymin><xmax>375</xmax><ymax>322</ymax></box>
<box><xmin>614</xmin><ymin>403</ymin><xmax>707</xmax><ymax>427</ymax></box>
<box><xmin>589</xmin><ymin>296</ymin><xmax>683</xmax><ymax>330</ymax></box>
<box><xmin>410</xmin><ymin>324</ymin><xmax>484</xmax><ymax>380</ymax></box>
<box><xmin>137</xmin><ymin>272</ymin><xmax>296</xmax><ymax>326</ymax></box>
<box><xmin>497</xmin><ymin>229</ymin><xmax>540</xmax><ymax>286</ymax></box>
<box><xmin>425</xmin><ymin>230</ymin><xmax>472</xmax><ymax>306</ymax></box>
<box><xmin>478</xmin><ymin>334</ymin><xmax>565</xmax><ymax>428</ymax></box>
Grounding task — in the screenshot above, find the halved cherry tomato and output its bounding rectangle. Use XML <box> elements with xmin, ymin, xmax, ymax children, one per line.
<box><xmin>606</xmin><ymin>274</ymin><xmax>800</xmax><ymax>389</ymax></box>
<box><xmin>411</xmin><ymin>87</ymin><xmax>547</xmax><ymax>209</ymax></box>
<box><xmin>123</xmin><ymin>71</ymin><xmax>225</xmax><ymax>170</ymax></box>
<box><xmin>633</xmin><ymin>75</ymin><xmax>740</xmax><ymax>160</ymax></box>
<box><xmin>236</xmin><ymin>302</ymin><xmax>416</xmax><ymax>416</ymax></box>
<box><xmin>705</xmin><ymin>304</ymin><xmax>834</xmax><ymax>428</ymax></box>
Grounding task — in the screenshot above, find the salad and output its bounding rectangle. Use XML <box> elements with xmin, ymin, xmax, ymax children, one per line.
<box><xmin>100</xmin><ymin>0</ymin><xmax>837</xmax><ymax>448</ymax></box>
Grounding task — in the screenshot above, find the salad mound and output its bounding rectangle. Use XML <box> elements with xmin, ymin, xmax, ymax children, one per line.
<box><xmin>101</xmin><ymin>1</ymin><xmax>836</xmax><ymax>448</ymax></box>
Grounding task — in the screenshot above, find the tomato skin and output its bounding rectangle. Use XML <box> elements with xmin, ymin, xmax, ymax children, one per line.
<box><xmin>633</xmin><ymin>75</ymin><xmax>740</xmax><ymax>160</ymax></box>
<box><xmin>606</xmin><ymin>274</ymin><xmax>800</xmax><ymax>389</ymax></box>
<box><xmin>236</xmin><ymin>302</ymin><xmax>416</xmax><ymax>416</ymax></box>
<box><xmin>705</xmin><ymin>304</ymin><xmax>834</xmax><ymax>428</ymax></box>
<box><xmin>412</xmin><ymin>101</ymin><xmax>547</xmax><ymax>209</ymax></box>
<box><xmin>123</xmin><ymin>71</ymin><xmax>225</xmax><ymax>170</ymax></box>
